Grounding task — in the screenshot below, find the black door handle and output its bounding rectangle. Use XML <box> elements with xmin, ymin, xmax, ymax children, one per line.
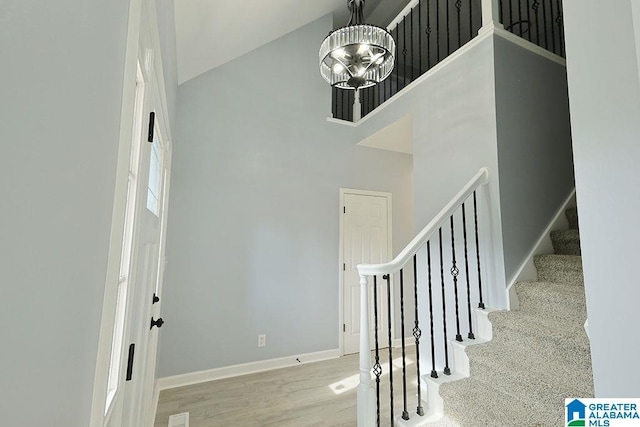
<box><xmin>150</xmin><ymin>317</ymin><xmax>164</xmax><ymax>330</ymax></box>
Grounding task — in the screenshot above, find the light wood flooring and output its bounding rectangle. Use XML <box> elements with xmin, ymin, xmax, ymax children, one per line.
<box><xmin>154</xmin><ymin>345</ymin><xmax>422</xmax><ymax>427</ymax></box>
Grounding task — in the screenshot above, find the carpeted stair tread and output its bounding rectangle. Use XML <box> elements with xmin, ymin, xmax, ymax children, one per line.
<box><xmin>550</xmin><ymin>229</ymin><xmax>581</xmax><ymax>255</ymax></box>
<box><xmin>512</xmin><ymin>282</ymin><xmax>587</xmax><ymax>319</ymax></box>
<box><xmin>566</xmin><ymin>207</ymin><xmax>579</xmax><ymax>230</ymax></box>
<box><xmin>435</xmin><ymin>210</ymin><xmax>593</xmax><ymax>427</ymax></box>
<box><xmin>534</xmin><ymin>254</ymin><xmax>583</xmax><ymax>284</ymax></box>
<box><xmin>439</xmin><ymin>376</ymin><xmax>564</xmax><ymax>426</ymax></box>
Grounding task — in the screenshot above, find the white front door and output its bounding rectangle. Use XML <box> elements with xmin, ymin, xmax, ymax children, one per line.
<box><xmin>121</xmin><ymin>105</ymin><xmax>170</xmax><ymax>427</ymax></box>
<box><xmin>342</xmin><ymin>191</ymin><xmax>392</xmax><ymax>355</ymax></box>
<box><xmin>98</xmin><ymin>1</ymin><xmax>172</xmax><ymax>425</ymax></box>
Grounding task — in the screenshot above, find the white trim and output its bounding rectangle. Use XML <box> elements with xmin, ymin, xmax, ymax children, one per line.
<box><xmin>493</xmin><ymin>27</ymin><xmax>566</xmax><ymax>67</ymax></box>
<box><xmin>156</xmin><ymin>349</ymin><xmax>340</xmax><ymax>391</ymax></box>
<box><xmin>505</xmin><ymin>189</ymin><xmax>576</xmax><ymax>310</ymax></box>
<box><xmin>90</xmin><ymin>0</ymin><xmax>144</xmax><ymax>425</ymax></box>
<box><xmin>326</xmin><ymin>116</ymin><xmax>358</xmax><ymax>127</ymax></box>
<box><xmin>387</xmin><ymin>0</ymin><xmax>419</xmax><ymax>31</ymax></box>
<box><xmin>339</xmin><ymin>189</ymin><xmax>394</xmax><ymax>356</ymax></box>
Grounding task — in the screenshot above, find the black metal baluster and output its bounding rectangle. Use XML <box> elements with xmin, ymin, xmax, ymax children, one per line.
<box><xmin>526</xmin><ymin>0</ymin><xmax>532</xmax><ymax>42</ymax></box>
<box><xmin>382</xmin><ymin>274</ymin><xmax>393</xmax><ymax>427</ymax></box>
<box><xmin>426</xmin><ymin>0</ymin><xmax>432</xmax><ymax>69</ymax></box>
<box><xmin>462</xmin><ymin>202</ymin><xmax>475</xmax><ymax>339</ymax></box>
<box><xmin>399</xmin><ymin>269</ymin><xmax>409</xmax><ymax>421</ymax></box>
<box><xmin>450</xmin><ymin>216</ymin><xmax>463</xmax><ymax>342</ymax></box>
<box><xmin>542</xmin><ymin>0</ymin><xmax>548</xmax><ymax>49</ymax></box>
<box><xmin>533</xmin><ymin>0</ymin><xmax>540</xmax><ymax>47</ymax></box>
<box><xmin>391</xmin><ymin>24</ymin><xmax>400</xmax><ymax>96</ymax></box>
<box><xmin>385</xmin><ymin>274</ymin><xmax>394</xmax><ymax>425</ymax></box>
<box><xmin>549</xmin><ymin>0</ymin><xmax>556</xmax><ymax>54</ymax></box>
<box><xmin>438</xmin><ymin>228</ymin><xmax>451</xmax><ymax>375</ymax></box>
<box><xmin>436</xmin><ymin>0</ymin><xmax>440</xmax><ymax>62</ymax></box>
<box><xmin>403</xmin><ymin>17</ymin><xmax>407</xmax><ymax>90</ymax></box>
<box><xmin>469</xmin><ymin>0</ymin><xmax>473</xmax><ymax>41</ymax></box>
<box><xmin>410</xmin><ymin>9</ymin><xmax>414</xmax><ymax>83</ymax></box>
<box><xmin>412</xmin><ymin>255</ymin><xmax>425</xmax><ymax>416</ymax></box>
<box><xmin>473</xmin><ymin>191</ymin><xmax>485</xmax><ymax>309</ymax></box>
<box><xmin>556</xmin><ymin>0</ymin><xmax>564</xmax><ymax>57</ymax></box>
<box><xmin>455</xmin><ymin>0</ymin><xmax>461</xmax><ymax>49</ymax></box>
<box><xmin>419</xmin><ymin>0</ymin><xmax>422</xmax><ymax>73</ymax></box>
<box><xmin>426</xmin><ymin>242</ymin><xmax>438</xmax><ymax>379</ymax></box>
<box><xmin>518</xmin><ymin>0</ymin><xmax>523</xmax><ymax>36</ymax></box>
<box><xmin>446</xmin><ymin>0</ymin><xmax>451</xmax><ymax>55</ymax></box>
<box><xmin>508</xmin><ymin>0</ymin><xmax>513</xmax><ymax>33</ymax></box>
<box><xmin>373</xmin><ymin>276</ymin><xmax>382</xmax><ymax>427</ymax></box>
<box><xmin>499</xmin><ymin>0</ymin><xmax>504</xmax><ymax>25</ymax></box>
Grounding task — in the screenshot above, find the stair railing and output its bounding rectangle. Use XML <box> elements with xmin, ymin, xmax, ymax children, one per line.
<box><xmin>356</xmin><ymin>167</ymin><xmax>490</xmax><ymax>426</ymax></box>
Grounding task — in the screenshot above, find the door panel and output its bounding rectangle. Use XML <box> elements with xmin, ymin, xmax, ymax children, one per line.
<box><xmin>343</xmin><ymin>193</ymin><xmax>390</xmax><ymax>355</ymax></box>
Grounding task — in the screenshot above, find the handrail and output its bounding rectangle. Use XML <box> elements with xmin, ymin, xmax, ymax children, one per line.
<box><xmin>387</xmin><ymin>0</ymin><xmax>419</xmax><ymax>32</ymax></box>
<box><xmin>357</xmin><ymin>167</ymin><xmax>490</xmax><ymax>276</ymax></box>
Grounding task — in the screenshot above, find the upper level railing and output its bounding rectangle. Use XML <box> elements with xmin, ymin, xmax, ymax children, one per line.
<box><xmin>331</xmin><ymin>0</ymin><xmax>565</xmax><ymax>122</ymax></box>
<box><xmin>499</xmin><ymin>0</ymin><xmax>565</xmax><ymax>57</ymax></box>
<box><xmin>355</xmin><ymin>168</ymin><xmax>490</xmax><ymax>426</ymax></box>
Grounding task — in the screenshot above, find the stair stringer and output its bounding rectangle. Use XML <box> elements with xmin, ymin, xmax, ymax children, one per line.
<box><xmin>395</xmin><ymin>307</ymin><xmax>497</xmax><ymax>426</ymax></box>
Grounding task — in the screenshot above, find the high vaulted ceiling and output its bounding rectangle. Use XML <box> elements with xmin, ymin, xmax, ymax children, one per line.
<box><xmin>174</xmin><ymin>0</ymin><xmax>406</xmax><ymax>84</ymax></box>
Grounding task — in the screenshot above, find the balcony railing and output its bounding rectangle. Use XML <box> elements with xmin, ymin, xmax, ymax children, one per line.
<box><xmin>331</xmin><ymin>0</ymin><xmax>565</xmax><ymax>122</ymax></box>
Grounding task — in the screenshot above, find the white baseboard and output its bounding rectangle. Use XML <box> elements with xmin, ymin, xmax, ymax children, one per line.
<box><xmin>156</xmin><ymin>348</ymin><xmax>340</xmax><ymax>392</ymax></box>
<box><xmin>506</xmin><ymin>189</ymin><xmax>576</xmax><ymax>310</ymax></box>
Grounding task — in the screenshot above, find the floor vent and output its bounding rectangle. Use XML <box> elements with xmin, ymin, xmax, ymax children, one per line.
<box><xmin>168</xmin><ymin>412</ymin><xmax>189</xmax><ymax>427</ymax></box>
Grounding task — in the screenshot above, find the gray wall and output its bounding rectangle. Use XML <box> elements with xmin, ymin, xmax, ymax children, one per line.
<box><xmin>356</xmin><ymin>37</ymin><xmax>508</xmax><ymax>310</ymax></box>
<box><xmin>0</xmin><ymin>0</ymin><xmax>129</xmax><ymax>425</ymax></box>
<box><xmin>157</xmin><ymin>14</ymin><xmax>415</xmax><ymax>377</ymax></box>
<box><xmin>494</xmin><ymin>36</ymin><xmax>575</xmax><ymax>283</ymax></box>
<box><xmin>564</xmin><ymin>0</ymin><xmax>640</xmax><ymax>396</ymax></box>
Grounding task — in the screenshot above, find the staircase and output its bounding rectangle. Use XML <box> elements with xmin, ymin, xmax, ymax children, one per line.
<box><xmin>432</xmin><ymin>207</ymin><xmax>594</xmax><ymax>426</ymax></box>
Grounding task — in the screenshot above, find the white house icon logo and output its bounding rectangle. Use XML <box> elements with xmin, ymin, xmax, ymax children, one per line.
<box><xmin>566</xmin><ymin>399</ymin><xmax>587</xmax><ymax>426</ymax></box>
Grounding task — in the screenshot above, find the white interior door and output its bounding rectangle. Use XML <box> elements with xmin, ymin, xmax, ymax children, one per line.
<box><xmin>342</xmin><ymin>192</ymin><xmax>391</xmax><ymax>355</ymax></box>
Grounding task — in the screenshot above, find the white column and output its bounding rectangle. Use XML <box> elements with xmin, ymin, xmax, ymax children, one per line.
<box><xmin>356</xmin><ymin>274</ymin><xmax>374</xmax><ymax>426</ymax></box>
<box><xmin>480</xmin><ymin>0</ymin><xmax>503</xmax><ymax>34</ymax></box>
<box><xmin>353</xmin><ymin>89</ymin><xmax>362</xmax><ymax>122</ymax></box>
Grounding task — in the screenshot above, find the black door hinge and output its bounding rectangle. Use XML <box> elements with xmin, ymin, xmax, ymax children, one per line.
<box><xmin>343</xmin><ymin>206</ymin><xmax>346</xmax><ymax>213</ymax></box>
<box><xmin>152</xmin><ymin>293</ymin><xmax>160</xmax><ymax>304</ymax></box>
<box><xmin>343</xmin><ymin>263</ymin><xmax>346</xmax><ymax>271</ymax></box>
<box><xmin>343</xmin><ymin>324</ymin><xmax>346</xmax><ymax>332</ymax></box>
<box><xmin>147</xmin><ymin>112</ymin><xmax>155</xmax><ymax>142</ymax></box>
<box><xmin>125</xmin><ymin>343</ymin><xmax>135</xmax><ymax>381</ymax></box>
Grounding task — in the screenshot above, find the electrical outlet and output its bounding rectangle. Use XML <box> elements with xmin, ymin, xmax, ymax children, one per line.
<box><xmin>258</xmin><ymin>334</ymin><xmax>266</xmax><ymax>347</ymax></box>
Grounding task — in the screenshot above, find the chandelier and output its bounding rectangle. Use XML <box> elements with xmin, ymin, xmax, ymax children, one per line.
<box><xmin>319</xmin><ymin>0</ymin><xmax>395</xmax><ymax>90</ymax></box>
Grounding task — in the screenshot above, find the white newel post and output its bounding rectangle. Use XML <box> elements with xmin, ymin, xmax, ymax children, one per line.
<box><xmin>353</xmin><ymin>89</ymin><xmax>362</xmax><ymax>122</ymax></box>
<box><xmin>357</xmin><ymin>274</ymin><xmax>374</xmax><ymax>426</ymax></box>
<box><xmin>480</xmin><ymin>0</ymin><xmax>503</xmax><ymax>34</ymax></box>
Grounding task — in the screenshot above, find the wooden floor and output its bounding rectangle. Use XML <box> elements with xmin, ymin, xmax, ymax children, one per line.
<box><xmin>154</xmin><ymin>346</ymin><xmax>421</xmax><ymax>427</ymax></box>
